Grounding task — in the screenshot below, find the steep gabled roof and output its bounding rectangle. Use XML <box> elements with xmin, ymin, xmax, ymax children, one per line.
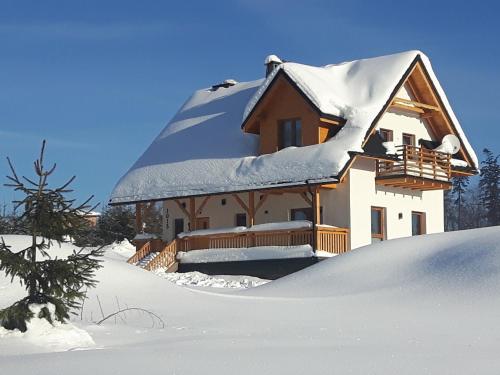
<box><xmin>109</xmin><ymin>51</ymin><xmax>478</xmax><ymax>205</ymax></box>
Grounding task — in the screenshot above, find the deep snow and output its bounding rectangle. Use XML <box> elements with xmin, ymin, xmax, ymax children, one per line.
<box><xmin>1</xmin><ymin>228</ymin><xmax>500</xmax><ymax>374</ymax></box>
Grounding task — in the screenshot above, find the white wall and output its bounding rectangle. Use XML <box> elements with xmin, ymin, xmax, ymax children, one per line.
<box><xmin>348</xmin><ymin>158</ymin><xmax>444</xmax><ymax>249</ymax></box>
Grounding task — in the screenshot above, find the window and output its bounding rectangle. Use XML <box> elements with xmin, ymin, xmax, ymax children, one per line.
<box><xmin>402</xmin><ymin>133</ymin><xmax>415</xmax><ymax>146</ymax></box>
<box><xmin>235</xmin><ymin>213</ymin><xmax>247</xmax><ymax>227</ymax></box>
<box><xmin>411</xmin><ymin>212</ymin><xmax>426</xmax><ymax>236</ymax></box>
<box><xmin>174</xmin><ymin>218</ymin><xmax>184</xmax><ymax>237</ymax></box>
<box><xmin>371</xmin><ymin>207</ymin><xmax>385</xmax><ymax>243</ymax></box>
<box><xmin>290</xmin><ymin>207</ymin><xmax>323</xmax><ymax>223</ymax></box>
<box><xmin>379</xmin><ymin>128</ymin><xmax>393</xmax><ymax>142</ymax></box>
<box><xmin>279</xmin><ymin>119</ymin><xmax>302</xmax><ymax>149</ymax></box>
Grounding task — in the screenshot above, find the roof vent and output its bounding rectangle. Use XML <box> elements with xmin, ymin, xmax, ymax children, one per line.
<box><xmin>264</xmin><ymin>54</ymin><xmax>282</xmax><ymax>77</ymax></box>
<box><xmin>211</xmin><ymin>79</ymin><xmax>238</xmax><ymax>91</ymax></box>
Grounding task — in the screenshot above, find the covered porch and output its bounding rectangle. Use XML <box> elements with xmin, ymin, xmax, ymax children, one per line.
<box><xmin>130</xmin><ymin>185</ymin><xmax>350</xmax><ymax>272</ymax></box>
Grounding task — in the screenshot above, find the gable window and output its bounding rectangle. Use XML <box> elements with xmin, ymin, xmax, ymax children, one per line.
<box><xmin>411</xmin><ymin>211</ymin><xmax>426</xmax><ymax>236</ymax></box>
<box><xmin>174</xmin><ymin>218</ymin><xmax>184</xmax><ymax>237</ymax></box>
<box><xmin>279</xmin><ymin>119</ymin><xmax>302</xmax><ymax>149</ymax></box>
<box><xmin>379</xmin><ymin>128</ymin><xmax>393</xmax><ymax>142</ymax></box>
<box><xmin>235</xmin><ymin>213</ymin><xmax>247</xmax><ymax>227</ymax></box>
<box><xmin>371</xmin><ymin>207</ymin><xmax>385</xmax><ymax>243</ymax></box>
<box><xmin>402</xmin><ymin>133</ymin><xmax>415</xmax><ymax>146</ymax></box>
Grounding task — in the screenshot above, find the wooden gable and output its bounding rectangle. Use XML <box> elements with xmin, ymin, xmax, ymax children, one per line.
<box><xmin>243</xmin><ymin>71</ymin><xmax>343</xmax><ymax>155</ymax></box>
<box><xmin>365</xmin><ymin>58</ymin><xmax>474</xmax><ymax>168</ymax></box>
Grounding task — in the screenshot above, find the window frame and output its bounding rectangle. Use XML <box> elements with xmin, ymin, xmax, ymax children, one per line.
<box><xmin>379</xmin><ymin>128</ymin><xmax>393</xmax><ymax>142</ymax></box>
<box><xmin>278</xmin><ymin>118</ymin><xmax>302</xmax><ymax>150</ymax></box>
<box><xmin>411</xmin><ymin>211</ymin><xmax>426</xmax><ymax>236</ymax></box>
<box><xmin>402</xmin><ymin>133</ymin><xmax>416</xmax><ymax>146</ymax></box>
<box><xmin>235</xmin><ymin>213</ymin><xmax>247</xmax><ymax>227</ymax></box>
<box><xmin>371</xmin><ymin>206</ymin><xmax>386</xmax><ymax>242</ymax></box>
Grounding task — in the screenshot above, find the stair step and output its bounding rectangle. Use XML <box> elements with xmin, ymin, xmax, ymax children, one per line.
<box><xmin>136</xmin><ymin>252</ymin><xmax>159</xmax><ymax>268</ymax></box>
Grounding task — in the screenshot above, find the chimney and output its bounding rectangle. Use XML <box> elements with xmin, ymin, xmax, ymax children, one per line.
<box><xmin>264</xmin><ymin>54</ymin><xmax>283</xmax><ymax>77</ymax></box>
<box><xmin>211</xmin><ymin>79</ymin><xmax>238</xmax><ymax>91</ymax></box>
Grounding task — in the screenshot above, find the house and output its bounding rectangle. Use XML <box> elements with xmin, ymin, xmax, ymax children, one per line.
<box><xmin>110</xmin><ymin>50</ymin><xmax>478</xmax><ymax>275</ymax></box>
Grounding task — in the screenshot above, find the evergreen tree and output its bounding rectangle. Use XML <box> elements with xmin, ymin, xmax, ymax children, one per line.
<box><xmin>479</xmin><ymin>148</ymin><xmax>500</xmax><ymax>226</ymax></box>
<box><xmin>0</xmin><ymin>141</ymin><xmax>103</xmax><ymax>332</ymax></box>
<box><xmin>141</xmin><ymin>202</ymin><xmax>162</xmax><ymax>236</ymax></box>
<box><xmin>95</xmin><ymin>205</ymin><xmax>136</xmax><ymax>244</ymax></box>
<box><xmin>452</xmin><ymin>175</ymin><xmax>470</xmax><ymax>230</ymax></box>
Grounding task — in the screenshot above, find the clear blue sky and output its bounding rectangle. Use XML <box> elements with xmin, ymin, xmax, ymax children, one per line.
<box><xmin>1</xmin><ymin>0</ymin><xmax>499</xmax><ymax>212</ymax></box>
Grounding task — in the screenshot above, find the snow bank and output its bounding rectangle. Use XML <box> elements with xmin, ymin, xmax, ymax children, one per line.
<box><xmin>0</xmin><ymin>304</ymin><xmax>94</xmax><ymax>352</ymax></box>
<box><xmin>110</xmin><ymin>51</ymin><xmax>478</xmax><ymax>205</ymax></box>
<box><xmin>154</xmin><ymin>271</ymin><xmax>268</xmax><ymax>289</ymax></box>
<box><xmin>177</xmin><ymin>245</ymin><xmax>314</xmax><ymax>263</ymax></box>
<box><xmin>102</xmin><ymin>239</ymin><xmax>136</xmax><ymax>259</ymax></box>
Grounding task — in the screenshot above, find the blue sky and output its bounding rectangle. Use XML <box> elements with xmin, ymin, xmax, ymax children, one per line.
<box><xmin>1</xmin><ymin>0</ymin><xmax>499</xmax><ymax>212</ymax></box>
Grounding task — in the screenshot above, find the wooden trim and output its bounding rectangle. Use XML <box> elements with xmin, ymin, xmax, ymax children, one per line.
<box><xmin>248</xmin><ymin>191</ymin><xmax>255</xmax><ymax>227</ymax></box>
<box><xmin>232</xmin><ymin>193</ymin><xmax>250</xmax><ymax>214</ymax></box>
<box><xmin>135</xmin><ymin>202</ymin><xmax>143</xmax><ymax>232</ymax></box>
<box><xmin>189</xmin><ymin>197</ymin><xmax>196</xmax><ymax>230</ymax></box>
<box><xmin>391</xmin><ymin>97</ymin><xmax>440</xmax><ymax>111</ymax></box>
<box><xmin>411</xmin><ymin>211</ymin><xmax>426</xmax><ymax>235</ymax></box>
<box><xmin>320</xmin><ymin>183</ymin><xmax>338</xmax><ymax>189</ymax></box>
<box><xmin>319</xmin><ymin>117</ymin><xmax>342</xmax><ymax>125</ymax></box>
<box><xmin>313</xmin><ymin>188</ymin><xmax>321</xmax><ymax>226</ymax></box>
<box><xmin>390</xmin><ymin>102</ymin><xmax>425</xmax><ymax>114</ymax></box>
<box><xmin>255</xmin><ymin>194</ymin><xmax>268</xmax><ymax>212</ymax></box>
<box><xmin>300</xmin><ymin>192</ymin><xmax>312</xmax><ymax>206</ymax></box>
<box><xmin>197</xmin><ymin>196</ymin><xmax>211</xmax><ymax>215</ymax></box>
<box><xmin>174</xmin><ymin>199</ymin><xmax>191</xmax><ymax>219</ymax></box>
<box><xmin>371</xmin><ymin>206</ymin><xmax>386</xmax><ymax>241</ymax></box>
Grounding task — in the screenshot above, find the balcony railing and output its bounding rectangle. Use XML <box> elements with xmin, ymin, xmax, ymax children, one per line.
<box><xmin>376</xmin><ymin>145</ymin><xmax>451</xmax><ymax>183</ymax></box>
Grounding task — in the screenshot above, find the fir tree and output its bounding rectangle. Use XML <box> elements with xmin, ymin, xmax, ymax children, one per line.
<box><xmin>479</xmin><ymin>148</ymin><xmax>500</xmax><ymax>226</ymax></box>
<box><xmin>95</xmin><ymin>205</ymin><xmax>136</xmax><ymax>244</ymax></box>
<box><xmin>452</xmin><ymin>175</ymin><xmax>470</xmax><ymax>230</ymax></box>
<box><xmin>0</xmin><ymin>141</ymin><xmax>103</xmax><ymax>332</ymax></box>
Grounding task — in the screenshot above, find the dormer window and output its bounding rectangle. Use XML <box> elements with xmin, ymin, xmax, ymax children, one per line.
<box><xmin>279</xmin><ymin>119</ymin><xmax>302</xmax><ymax>150</ymax></box>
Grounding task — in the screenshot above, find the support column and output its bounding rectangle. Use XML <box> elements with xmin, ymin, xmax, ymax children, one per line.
<box><xmin>189</xmin><ymin>197</ymin><xmax>196</xmax><ymax>231</ymax></box>
<box><xmin>135</xmin><ymin>202</ymin><xmax>143</xmax><ymax>233</ymax></box>
<box><xmin>248</xmin><ymin>191</ymin><xmax>255</xmax><ymax>227</ymax></box>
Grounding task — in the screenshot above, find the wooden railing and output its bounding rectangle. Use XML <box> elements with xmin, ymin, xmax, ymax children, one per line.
<box><xmin>127</xmin><ymin>241</ymin><xmax>152</xmax><ymax>265</ymax></box>
<box><xmin>144</xmin><ymin>239</ymin><xmax>179</xmax><ymax>271</ymax></box>
<box><xmin>177</xmin><ymin>226</ymin><xmax>349</xmax><ymax>254</ymax></box>
<box><xmin>377</xmin><ymin>145</ymin><xmax>451</xmax><ymax>182</ymax></box>
<box><xmin>316</xmin><ymin>226</ymin><xmax>349</xmax><ymax>254</ymax></box>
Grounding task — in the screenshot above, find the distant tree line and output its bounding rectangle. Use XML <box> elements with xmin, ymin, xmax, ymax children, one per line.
<box><xmin>445</xmin><ymin>148</ymin><xmax>500</xmax><ymax>231</ymax></box>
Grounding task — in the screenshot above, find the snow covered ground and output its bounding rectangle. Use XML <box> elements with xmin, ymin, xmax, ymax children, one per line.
<box><xmin>1</xmin><ymin>227</ymin><xmax>500</xmax><ymax>374</ymax></box>
<box><xmin>154</xmin><ymin>270</ymin><xmax>268</xmax><ymax>289</ymax></box>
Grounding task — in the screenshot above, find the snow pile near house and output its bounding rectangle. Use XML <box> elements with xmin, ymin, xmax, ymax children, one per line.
<box><xmin>154</xmin><ymin>270</ymin><xmax>269</xmax><ymax>289</ymax></box>
<box><xmin>0</xmin><ymin>303</ymin><xmax>94</xmax><ymax>351</ymax></box>
<box><xmin>102</xmin><ymin>239</ymin><xmax>136</xmax><ymax>259</ymax></box>
<box><xmin>177</xmin><ymin>245</ymin><xmax>314</xmax><ymax>263</ymax></box>
<box><xmin>110</xmin><ymin>50</ymin><xmax>478</xmax><ymax>204</ymax></box>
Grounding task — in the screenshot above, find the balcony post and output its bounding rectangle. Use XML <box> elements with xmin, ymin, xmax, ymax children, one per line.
<box><xmin>189</xmin><ymin>197</ymin><xmax>196</xmax><ymax>231</ymax></box>
<box><xmin>248</xmin><ymin>191</ymin><xmax>255</xmax><ymax>227</ymax></box>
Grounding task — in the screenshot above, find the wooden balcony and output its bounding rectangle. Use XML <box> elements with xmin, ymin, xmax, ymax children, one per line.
<box><xmin>376</xmin><ymin>145</ymin><xmax>452</xmax><ymax>190</ymax></box>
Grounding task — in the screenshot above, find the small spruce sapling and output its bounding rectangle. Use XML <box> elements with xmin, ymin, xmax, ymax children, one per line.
<box><xmin>0</xmin><ymin>141</ymin><xmax>103</xmax><ymax>332</ymax></box>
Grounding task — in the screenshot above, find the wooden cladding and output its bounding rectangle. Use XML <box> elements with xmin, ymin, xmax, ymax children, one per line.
<box><xmin>376</xmin><ymin>145</ymin><xmax>452</xmax><ymax>190</ymax></box>
<box><xmin>244</xmin><ymin>75</ymin><xmax>342</xmax><ymax>154</ymax></box>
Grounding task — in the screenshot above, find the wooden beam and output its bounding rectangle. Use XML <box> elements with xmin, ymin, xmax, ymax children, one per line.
<box><xmin>135</xmin><ymin>202</ymin><xmax>143</xmax><ymax>233</ymax></box>
<box><xmin>232</xmin><ymin>194</ymin><xmax>250</xmax><ymax>214</ymax></box>
<box><xmin>319</xmin><ymin>117</ymin><xmax>342</xmax><ymax>125</ymax></box>
<box><xmin>174</xmin><ymin>199</ymin><xmax>191</xmax><ymax>218</ymax></box>
<box><xmin>313</xmin><ymin>188</ymin><xmax>321</xmax><ymax>225</ymax></box>
<box><xmin>321</xmin><ymin>183</ymin><xmax>338</xmax><ymax>189</ymax></box>
<box><xmin>255</xmin><ymin>194</ymin><xmax>268</xmax><ymax>213</ymax></box>
<box><xmin>390</xmin><ymin>102</ymin><xmax>425</xmax><ymax>114</ymax></box>
<box><xmin>197</xmin><ymin>196</ymin><xmax>211</xmax><ymax>215</ymax></box>
<box><xmin>300</xmin><ymin>192</ymin><xmax>312</xmax><ymax>206</ymax></box>
<box><xmin>248</xmin><ymin>191</ymin><xmax>255</xmax><ymax>227</ymax></box>
<box><xmin>189</xmin><ymin>197</ymin><xmax>196</xmax><ymax>230</ymax></box>
<box><xmin>392</xmin><ymin>97</ymin><xmax>440</xmax><ymax>111</ymax></box>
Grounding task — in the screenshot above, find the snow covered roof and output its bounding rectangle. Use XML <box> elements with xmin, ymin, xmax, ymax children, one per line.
<box><xmin>110</xmin><ymin>50</ymin><xmax>478</xmax><ymax>205</ymax></box>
